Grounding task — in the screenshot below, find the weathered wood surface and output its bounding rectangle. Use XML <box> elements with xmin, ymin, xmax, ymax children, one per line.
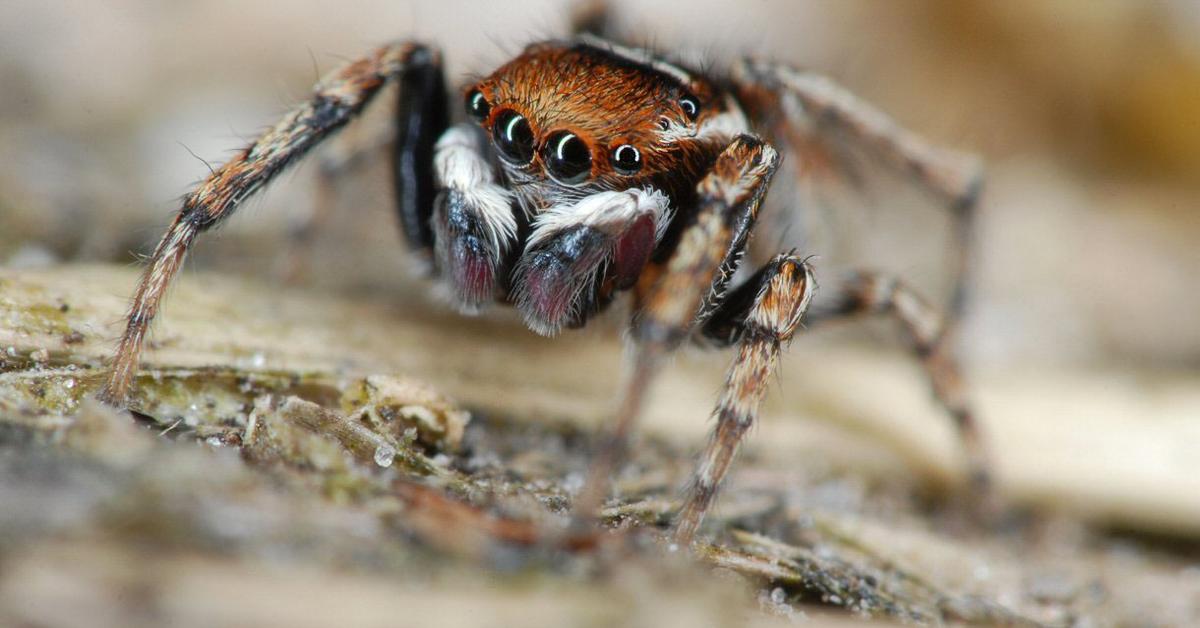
<box><xmin>1</xmin><ymin>264</ymin><xmax>1198</xmax><ymax>627</ymax></box>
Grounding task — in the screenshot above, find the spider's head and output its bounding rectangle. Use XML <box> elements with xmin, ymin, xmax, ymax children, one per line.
<box><xmin>464</xmin><ymin>39</ymin><xmax>745</xmax><ymax>205</ymax></box>
<box><xmin>447</xmin><ymin>40</ymin><xmax>750</xmax><ymax>335</ymax></box>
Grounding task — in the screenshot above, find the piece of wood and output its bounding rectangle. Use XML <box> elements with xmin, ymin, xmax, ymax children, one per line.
<box><xmin>5</xmin><ymin>264</ymin><xmax>1200</xmax><ymax>626</ymax></box>
<box><xmin>2</xmin><ymin>265</ymin><xmax>1198</xmax><ymax>536</ymax></box>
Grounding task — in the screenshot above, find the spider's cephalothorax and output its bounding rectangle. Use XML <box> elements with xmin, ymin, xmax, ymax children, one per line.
<box><xmin>100</xmin><ymin>13</ymin><xmax>988</xmax><ymax>546</ymax></box>
<box><xmin>439</xmin><ymin>39</ymin><xmax>750</xmax><ymax>334</ymax></box>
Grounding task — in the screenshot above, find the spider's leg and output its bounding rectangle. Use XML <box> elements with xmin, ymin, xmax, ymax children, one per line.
<box><xmin>430</xmin><ymin>124</ymin><xmax>519</xmax><ymax>307</ymax></box>
<box><xmin>732</xmin><ymin>61</ymin><xmax>990</xmax><ymax>486</ymax></box>
<box><xmin>806</xmin><ymin>271</ymin><xmax>990</xmax><ymax>489</ymax></box>
<box><xmin>98</xmin><ymin>42</ymin><xmax>435</xmax><ymax>408</ymax></box>
<box><xmin>569</xmin><ymin>0</ymin><xmax>615</xmax><ymax>38</ymax></box>
<box><xmin>570</xmin><ymin>135</ymin><xmax>780</xmax><ymax>526</ymax></box>
<box><xmin>674</xmin><ymin>253</ymin><xmax>814</xmax><ymax>545</ymax></box>
<box><xmin>731</xmin><ymin>59</ymin><xmax>982</xmax><ymax>322</ymax></box>
<box><xmin>394</xmin><ymin>50</ymin><xmax>449</xmax><ymax>260</ymax></box>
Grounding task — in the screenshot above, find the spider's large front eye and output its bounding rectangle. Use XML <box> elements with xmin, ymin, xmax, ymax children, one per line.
<box><xmin>679</xmin><ymin>94</ymin><xmax>700</xmax><ymax>120</ymax></box>
<box><xmin>466</xmin><ymin>89</ymin><xmax>490</xmax><ymax>122</ymax></box>
<box><xmin>543</xmin><ymin>131</ymin><xmax>592</xmax><ymax>184</ymax></box>
<box><xmin>492</xmin><ymin>110</ymin><xmax>535</xmax><ymax>165</ymax></box>
<box><xmin>611</xmin><ymin>144</ymin><xmax>642</xmax><ymax>176</ymax></box>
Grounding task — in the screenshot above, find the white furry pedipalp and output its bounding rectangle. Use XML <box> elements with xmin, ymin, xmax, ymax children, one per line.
<box><xmin>525</xmin><ymin>188</ymin><xmax>672</xmax><ymax>250</ymax></box>
<box><xmin>433</xmin><ymin>124</ymin><xmax>518</xmax><ymax>254</ymax></box>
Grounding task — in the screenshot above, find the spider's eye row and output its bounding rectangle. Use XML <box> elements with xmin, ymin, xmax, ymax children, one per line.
<box><xmin>679</xmin><ymin>95</ymin><xmax>700</xmax><ymax>120</ymax></box>
<box><xmin>611</xmin><ymin>144</ymin><xmax>642</xmax><ymax>176</ymax></box>
<box><xmin>492</xmin><ymin>110</ymin><xmax>535</xmax><ymax>165</ymax></box>
<box><xmin>543</xmin><ymin>131</ymin><xmax>592</xmax><ymax>184</ymax></box>
<box><xmin>466</xmin><ymin>89</ymin><xmax>490</xmax><ymax>122</ymax></box>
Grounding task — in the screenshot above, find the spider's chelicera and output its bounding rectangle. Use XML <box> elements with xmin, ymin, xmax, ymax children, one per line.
<box><xmin>100</xmin><ymin>15</ymin><xmax>987</xmax><ymax>545</ymax></box>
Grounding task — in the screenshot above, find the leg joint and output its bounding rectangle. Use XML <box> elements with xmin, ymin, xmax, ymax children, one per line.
<box><xmin>742</xmin><ymin>254</ymin><xmax>814</xmax><ymax>341</ymax></box>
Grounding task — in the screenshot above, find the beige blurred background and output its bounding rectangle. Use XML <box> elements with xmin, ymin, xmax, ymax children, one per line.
<box><xmin>0</xmin><ymin>0</ymin><xmax>1198</xmax><ymax>370</ymax></box>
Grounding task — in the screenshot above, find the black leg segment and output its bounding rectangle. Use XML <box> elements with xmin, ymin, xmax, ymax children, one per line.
<box><xmin>393</xmin><ymin>45</ymin><xmax>449</xmax><ymax>256</ymax></box>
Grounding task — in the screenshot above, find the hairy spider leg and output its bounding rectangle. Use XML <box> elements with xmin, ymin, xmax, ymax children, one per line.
<box><xmin>99</xmin><ymin>42</ymin><xmax>435</xmax><ymax>407</ymax></box>
<box><xmin>733</xmin><ymin>59</ymin><xmax>982</xmax><ymax>316</ymax></box>
<box><xmin>569</xmin><ymin>0</ymin><xmax>617</xmax><ymax>39</ymax></box>
<box><xmin>394</xmin><ymin>49</ymin><xmax>450</xmax><ymax>258</ymax></box>
<box><xmin>570</xmin><ymin>135</ymin><xmax>780</xmax><ymax>527</ymax></box>
<box><xmin>673</xmin><ymin>253</ymin><xmax>815</xmax><ymax>545</ymax></box>
<box><xmin>804</xmin><ymin>272</ymin><xmax>991</xmax><ymax>489</ymax></box>
<box><xmin>731</xmin><ymin>59</ymin><xmax>990</xmax><ymax>486</ymax></box>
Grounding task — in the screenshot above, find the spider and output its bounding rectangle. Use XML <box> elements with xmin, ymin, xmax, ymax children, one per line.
<box><xmin>98</xmin><ymin>6</ymin><xmax>986</xmax><ymax>545</ymax></box>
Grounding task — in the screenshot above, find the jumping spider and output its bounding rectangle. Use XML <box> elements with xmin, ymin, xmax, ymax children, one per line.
<box><xmin>99</xmin><ymin>8</ymin><xmax>986</xmax><ymax>545</ymax></box>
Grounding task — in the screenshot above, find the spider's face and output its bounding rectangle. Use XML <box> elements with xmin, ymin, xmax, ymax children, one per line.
<box><xmin>465</xmin><ymin>40</ymin><xmax>741</xmax><ymax>207</ymax></box>
<box><xmin>440</xmin><ymin>39</ymin><xmax>753</xmax><ymax>335</ymax></box>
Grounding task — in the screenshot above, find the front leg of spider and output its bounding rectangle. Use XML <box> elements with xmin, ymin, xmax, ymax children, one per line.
<box><xmin>673</xmin><ymin>254</ymin><xmax>814</xmax><ymax>544</ymax></box>
<box><xmin>99</xmin><ymin>42</ymin><xmax>438</xmax><ymax>408</ymax></box>
<box><xmin>570</xmin><ymin>135</ymin><xmax>784</xmax><ymax>530</ymax></box>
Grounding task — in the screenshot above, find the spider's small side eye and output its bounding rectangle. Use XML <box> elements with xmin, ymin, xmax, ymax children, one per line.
<box><xmin>543</xmin><ymin>131</ymin><xmax>592</xmax><ymax>184</ymax></box>
<box><xmin>466</xmin><ymin>89</ymin><xmax>490</xmax><ymax>122</ymax></box>
<box><xmin>493</xmin><ymin>110</ymin><xmax>535</xmax><ymax>165</ymax></box>
<box><xmin>679</xmin><ymin>95</ymin><xmax>699</xmax><ymax>120</ymax></box>
<box><xmin>611</xmin><ymin>144</ymin><xmax>642</xmax><ymax>176</ymax></box>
